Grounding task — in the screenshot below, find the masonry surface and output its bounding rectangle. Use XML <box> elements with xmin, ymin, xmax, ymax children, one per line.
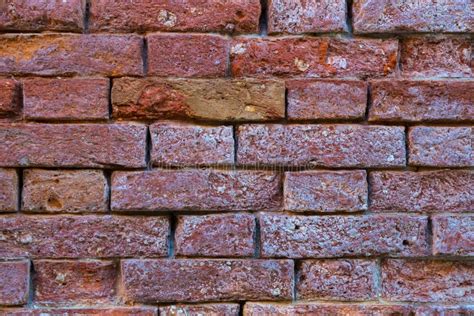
<box><xmin>0</xmin><ymin>0</ymin><xmax>473</xmax><ymax>315</ymax></box>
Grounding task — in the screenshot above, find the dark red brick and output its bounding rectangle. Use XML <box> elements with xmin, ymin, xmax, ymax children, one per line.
<box><xmin>244</xmin><ymin>303</ymin><xmax>412</xmax><ymax>315</ymax></box>
<box><xmin>0</xmin><ymin>168</ymin><xmax>18</xmax><ymax>212</ymax></box>
<box><xmin>0</xmin><ymin>79</ymin><xmax>20</xmax><ymax>117</ymax></box>
<box><xmin>432</xmin><ymin>215</ymin><xmax>474</xmax><ymax>256</ymax></box>
<box><xmin>1</xmin><ymin>307</ymin><xmax>158</xmax><ymax>315</ymax></box>
<box><xmin>159</xmin><ymin>304</ymin><xmax>239</xmax><ymax>316</ymax></box>
<box><xmin>0</xmin><ymin>261</ymin><xmax>29</xmax><ymax>306</ymax></box>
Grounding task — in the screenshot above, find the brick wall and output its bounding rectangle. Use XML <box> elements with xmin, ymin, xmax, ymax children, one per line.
<box><xmin>0</xmin><ymin>0</ymin><xmax>472</xmax><ymax>315</ymax></box>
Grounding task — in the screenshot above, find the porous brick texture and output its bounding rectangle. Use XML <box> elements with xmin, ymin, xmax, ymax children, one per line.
<box><xmin>0</xmin><ymin>0</ymin><xmax>472</xmax><ymax>314</ymax></box>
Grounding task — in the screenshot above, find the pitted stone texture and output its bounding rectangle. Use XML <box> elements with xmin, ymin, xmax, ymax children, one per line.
<box><xmin>433</xmin><ymin>215</ymin><xmax>474</xmax><ymax>256</ymax></box>
<box><xmin>1</xmin><ymin>308</ymin><xmax>158</xmax><ymax>315</ymax></box>
<box><xmin>0</xmin><ymin>79</ymin><xmax>20</xmax><ymax>117</ymax></box>
<box><xmin>0</xmin><ymin>169</ymin><xmax>18</xmax><ymax>212</ymax></box>
<box><xmin>0</xmin><ymin>261</ymin><xmax>29</xmax><ymax>306</ymax></box>
<box><xmin>112</xmin><ymin>78</ymin><xmax>285</xmax><ymax>121</ymax></box>
<box><xmin>160</xmin><ymin>304</ymin><xmax>239</xmax><ymax>316</ymax></box>
<box><xmin>0</xmin><ymin>215</ymin><xmax>169</xmax><ymax>259</ymax></box>
<box><xmin>121</xmin><ymin>259</ymin><xmax>293</xmax><ymax>302</ymax></box>
<box><xmin>244</xmin><ymin>303</ymin><xmax>412</xmax><ymax>315</ymax></box>
<box><xmin>370</xmin><ymin>170</ymin><xmax>473</xmax><ymax>213</ymax></box>
<box><xmin>413</xmin><ymin>305</ymin><xmax>474</xmax><ymax>315</ymax></box>
<box><xmin>259</xmin><ymin>213</ymin><xmax>428</xmax><ymax>258</ymax></box>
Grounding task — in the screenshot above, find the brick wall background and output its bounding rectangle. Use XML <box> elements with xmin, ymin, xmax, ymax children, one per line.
<box><xmin>0</xmin><ymin>0</ymin><xmax>472</xmax><ymax>315</ymax></box>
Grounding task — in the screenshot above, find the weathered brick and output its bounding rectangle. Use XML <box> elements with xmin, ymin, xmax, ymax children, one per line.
<box><xmin>237</xmin><ymin>124</ymin><xmax>406</xmax><ymax>168</ymax></box>
<box><xmin>0</xmin><ymin>79</ymin><xmax>20</xmax><ymax>117</ymax></box>
<box><xmin>148</xmin><ymin>34</ymin><xmax>228</xmax><ymax>77</ymax></box>
<box><xmin>0</xmin><ymin>123</ymin><xmax>146</xmax><ymax>168</ymax></box>
<box><xmin>0</xmin><ymin>215</ymin><xmax>169</xmax><ymax>259</ymax></box>
<box><xmin>89</xmin><ymin>0</ymin><xmax>260</xmax><ymax>33</ymax></box>
<box><xmin>34</xmin><ymin>260</ymin><xmax>116</xmax><ymax>305</ymax></box>
<box><xmin>369</xmin><ymin>80</ymin><xmax>474</xmax><ymax>123</ymax></box>
<box><xmin>413</xmin><ymin>305</ymin><xmax>474</xmax><ymax>315</ymax></box>
<box><xmin>1</xmin><ymin>307</ymin><xmax>158</xmax><ymax>315</ymax></box>
<box><xmin>121</xmin><ymin>259</ymin><xmax>293</xmax><ymax>302</ymax></box>
<box><xmin>382</xmin><ymin>259</ymin><xmax>474</xmax><ymax>303</ymax></box>
<box><xmin>268</xmin><ymin>0</ymin><xmax>347</xmax><ymax>34</ymax></box>
<box><xmin>370</xmin><ymin>170</ymin><xmax>473</xmax><ymax>212</ymax></box>
<box><xmin>284</xmin><ymin>170</ymin><xmax>368</xmax><ymax>212</ymax></box>
<box><xmin>401</xmin><ymin>36</ymin><xmax>471</xmax><ymax>78</ymax></box>
<box><xmin>112</xmin><ymin>170</ymin><xmax>281</xmax><ymax>212</ymax></box>
<box><xmin>259</xmin><ymin>213</ymin><xmax>428</xmax><ymax>258</ymax></box>
<box><xmin>22</xmin><ymin>169</ymin><xmax>107</xmax><ymax>213</ymax></box>
<box><xmin>409</xmin><ymin>127</ymin><xmax>472</xmax><ymax>167</ymax></box>
<box><xmin>231</xmin><ymin>37</ymin><xmax>398</xmax><ymax>78</ymax></box>
<box><xmin>244</xmin><ymin>303</ymin><xmax>412</xmax><ymax>315</ymax></box>
<box><xmin>297</xmin><ymin>259</ymin><xmax>377</xmax><ymax>300</ymax></box>
<box><xmin>160</xmin><ymin>304</ymin><xmax>239</xmax><ymax>316</ymax></box>
<box><xmin>433</xmin><ymin>215</ymin><xmax>474</xmax><ymax>256</ymax></box>
<box><xmin>0</xmin><ymin>261</ymin><xmax>29</xmax><ymax>306</ymax></box>
<box><xmin>176</xmin><ymin>214</ymin><xmax>255</xmax><ymax>257</ymax></box>
<box><xmin>287</xmin><ymin>79</ymin><xmax>367</xmax><ymax>120</ymax></box>
<box><xmin>0</xmin><ymin>34</ymin><xmax>143</xmax><ymax>76</ymax></box>
<box><xmin>0</xmin><ymin>0</ymin><xmax>84</xmax><ymax>32</ymax></box>
<box><xmin>353</xmin><ymin>0</ymin><xmax>472</xmax><ymax>33</ymax></box>
<box><xmin>23</xmin><ymin>78</ymin><xmax>109</xmax><ymax>121</ymax></box>
<box><xmin>150</xmin><ymin>122</ymin><xmax>234</xmax><ymax>167</ymax></box>
<box><xmin>112</xmin><ymin>77</ymin><xmax>285</xmax><ymax>121</ymax></box>
<box><xmin>0</xmin><ymin>168</ymin><xmax>18</xmax><ymax>212</ymax></box>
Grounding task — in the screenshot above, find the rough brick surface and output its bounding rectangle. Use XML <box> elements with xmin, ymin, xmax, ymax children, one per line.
<box><xmin>0</xmin><ymin>79</ymin><xmax>20</xmax><ymax>117</ymax></box>
<box><xmin>244</xmin><ymin>303</ymin><xmax>412</xmax><ymax>315</ymax></box>
<box><xmin>159</xmin><ymin>304</ymin><xmax>239</xmax><ymax>316</ymax></box>
<box><xmin>0</xmin><ymin>261</ymin><xmax>29</xmax><ymax>306</ymax></box>
<box><xmin>1</xmin><ymin>308</ymin><xmax>158</xmax><ymax>315</ymax></box>
<box><xmin>0</xmin><ymin>168</ymin><xmax>18</xmax><ymax>212</ymax></box>
<box><xmin>121</xmin><ymin>259</ymin><xmax>293</xmax><ymax>302</ymax></box>
<box><xmin>432</xmin><ymin>215</ymin><xmax>474</xmax><ymax>256</ymax></box>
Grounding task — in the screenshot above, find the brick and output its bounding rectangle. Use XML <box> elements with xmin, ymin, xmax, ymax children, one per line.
<box><xmin>34</xmin><ymin>260</ymin><xmax>116</xmax><ymax>305</ymax></box>
<box><xmin>0</xmin><ymin>215</ymin><xmax>169</xmax><ymax>259</ymax></box>
<box><xmin>89</xmin><ymin>0</ymin><xmax>260</xmax><ymax>33</ymax></box>
<box><xmin>268</xmin><ymin>0</ymin><xmax>347</xmax><ymax>34</ymax></box>
<box><xmin>237</xmin><ymin>124</ymin><xmax>406</xmax><ymax>168</ymax></box>
<box><xmin>1</xmin><ymin>308</ymin><xmax>158</xmax><ymax>315</ymax></box>
<box><xmin>353</xmin><ymin>0</ymin><xmax>472</xmax><ymax>33</ymax></box>
<box><xmin>0</xmin><ymin>168</ymin><xmax>18</xmax><ymax>212</ymax></box>
<box><xmin>0</xmin><ymin>261</ymin><xmax>29</xmax><ymax>306</ymax></box>
<box><xmin>382</xmin><ymin>259</ymin><xmax>474</xmax><ymax>303</ymax></box>
<box><xmin>121</xmin><ymin>259</ymin><xmax>293</xmax><ymax>302</ymax></box>
<box><xmin>112</xmin><ymin>77</ymin><xmax>284</xmax><ymax>121</ymax></box>
<box><xmin>413</xmin><ymin>305</ymin><xmax>474</xmax><ymax>315</ymax></box>
<box><xmin>370</xmin><ymin>170</ymin><xmax>473</xmax><ymax>212</ymax></box>
<box><xmin>401</xmin><ymin>36</ymin><xmax>471</xmax><ymax>78</ymax></box>
<box><xmin>284</xmin><ymin>170</ymin><xmax>368</xmax><ymax>212</ymax></box>
<box><xmin>150</xmin><ymin>122</ymin><xmax>234</xmax><ymax>167</ymax></box>
<box><xmin>148</xmin><ymin>34</ymin><xmax>228</xmax><ymax>77</ymax></box>
<box><xmin>231</xmin><ymin>37</ymin><xmax>398</xmax><ymax>78</ymax></box>
<box><xmin>0</xmin><ymin>0</ymin><xmax>84</xmax><ymax>32</ymax></box>
<box><xmin>22</xmin><ymin>169</ymin><xmax>107</xmax><ymax>213</ymax></box>
<box><xmin>160</xmin><ymin>304</ymin><xmax>239</xmax><ymax>316</ymax></box>
<box><xmin>111</xmin><ymin>170</ymin><xmax>281</xmax><ymax>212</ymax></box>
<box><xmin>176</xmin><ymin>214</ymin><xmax>255</xmax><ymax>257</ymax></box>
<box><xmin>0</xmin><ymin>123</ymin><xmax>146</xmax><ymax>168</ymax></box>
<box><xmin>244</xmin><ymin>303</ymin><xmax>412</xmax><ymax>315</ymax></box>
<box><xmin>369</xmin><ymin>80</ymin><xmax>474</xmax><ymax>123</ymax></box>
<box><xmin>0</xmin><ymin>79</ymin><xmax>20</xmax><ymax>117</ymax></box>
<box><xmin>432</xmin><ymin>215</ymin><xmax>474</xmax><ymax>256</ymax></box>
<box><xmin>259</xmin><ymin>213</ymin><xmax>428</xmax><ymax>258</ymax></box>
<box><xmin>297</xmin><ymin>259</ymin><xmax>377</xmax><ymax>300</ymax></box>
<box><xmin>23</xmin><ymin>78</ymin><xmax>109</xmax><ymax>121</ymax></box>
<box><xmin>0</xmin><ymin>34</ymin><xmax>143</xmax><ymax>76</ymax></box>
<box><xmin>409</xmin><ymin>127</ymin><xmax>472</xmax><ymax>167</ymax></box>
<box><xmin>287</xmin><ymin>79</ymin><xmax>367</xmax><ymax>120</ymax></box>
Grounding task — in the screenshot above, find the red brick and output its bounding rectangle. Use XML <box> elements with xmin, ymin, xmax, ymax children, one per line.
<box><xmin>34</xmin><ymin>260</ymin><xmax>116</xmax><ymax>305</ymax></box>
<box><xmin>0</xmin><ymin>168</ymin><xmax>18</xmax><ymax>212</ymax></box>
<box><xmin>268</xmin><ymin>0</ymin><xmax>347</xmax><ymax>34</ymax></box>
<box><xmin>121</xmin><ymin>259</ymin><xmax>293</xmax><ymax>302</ymax></box>
<box><xmin>369</xmin><ymin>80</ymin><xmax>474</xmax><ymax>123</ymax></box>
<box><xmin>160</xmin><ymin>304</ymin><xmax>239</xmax><ymax>316</ymax></box>
<box><xmin>112</xmin><ymin>77</ymin><xmax>285</xmax><ymax>121</ymax></box>
<box><xmin>89</xmin><ymin>0</ymin><xmax>260</xmax><ymax>33</ymax></box>
<box><xmin>401</xmin><ymin>36</ymin><xmax>471</xmax><ymax>78</ymax></box>
<box><xmin>0</xmin><ymin>79</ymin><xmax>20</xmax><ymax>117</ymax></box>
<box><xmin>369</xmin><ymin>170</ymin><xmax>473</xmax><ymax>213</ymax></box>
<box><xmin>148</xmin><ymin>34</ymin><xmax>228</xmax><ymax>78</ymax></box>
<box><xmin>0</xmin><ymin>215</ymin><xmax>169</xmax><ymax>259</ymax></box>
<box><xmin>0</xmin><ymin>123</ymin><xmax>146</xmax><ymax>168</ymax></box>
<box><xmin>413</xmin><ymin>305</ymin><xmax>474</xmax><ymax>316</ymax></box>
<box><xmin>409</xmin><ymin>127</ymin><xmax>472</xmax><ymax>167</ymax></box>
<box><xmin>244</xmin><ymin>303</ymin><xmax>412</xmax><ymax>315</ymax></box>
<box><xmin>353</xmin><ymin>0</ymin><xmax>472</xmax><ymax>33</ymax></box>
<box><xmin>382</xmin><ymin>259</ymin><xmax>474</xmax><ymax>303</ymax></box>
<box><xmin>297</xmin><ymin>259</ymin><xmax>376</xmax><ymax>300</ymax></box>
<box><xmin>0</xmin><ymin>34</ymin><xmax>143</xmax><ymax>76</ymax></box>
<box><xmin>22</xmin><ymin>170</ymin><xmax>107</xmax><ymax>213</ymax></box>
<box><xmin>231</xmin><ymin>37</ymin><xmax>398</xmax><ymax>78</ymax></box>
<box><xmin>175</xmin><ymin>214</ymin><xmax>255</xmax><ymax>257</ymax></box>
<box><xmin>1</xmin><ymin>307</ymin><xmax>158</xmax><ymax>315</ymax></box>
<box><xmin>23</xmin><ymin>78</ymin><xmax>109</xmax><ymax>121</ymax></box>
<box><xmin>284</xmin><ymin>170</ymin><xmax>368</xmax><ymax>212</ymax></box>
<box><xmin>111</xmin><ymin>170</ymin><xmax>281</xmax><ymax>212</ymax></box>
<box><xmin>259</xmin><ymin>213</ymin><xmax>428</xmax><ymax>258</ymax></box>
<box><xmin>432</xmin><ymin>215</ymin><xmax>474</xmax><ymax>256</ymax></box>
<box><xmin>0</xmin><ymin>0</ymin><xmax>84</xmax><ymax>32</ymax></box>
<box><xmin>237</xmin><ymin>124</ymin><xmax>406</xmax><ymax>168</ymax></box>
<box><xmin>150</xmin><ymin>122</ymin><xmax>234</xmax><ymax>167</ymax></box>
<box><xmin>287</xmin><ymin>79</ymin><xmax>367</xmax><ymax>120</ymax></box>
<box><xmin>0</xmin><ymin>261</ymin><xmax>29</xmax><ymax>306</ymax></box>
